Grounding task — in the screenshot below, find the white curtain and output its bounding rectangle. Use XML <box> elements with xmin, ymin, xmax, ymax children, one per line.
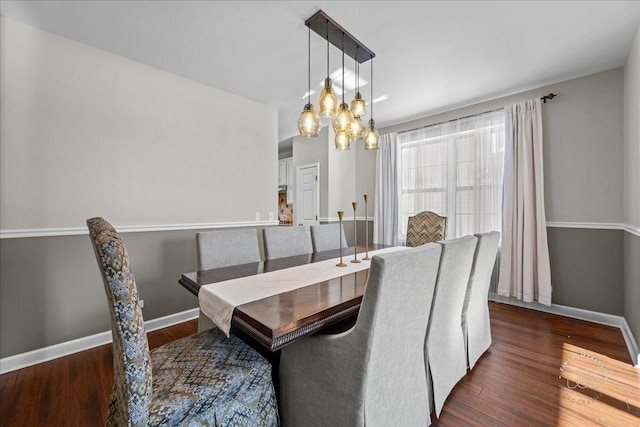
<box><xmin>396</xmin><ymin>110</ymin><xmax>505</xmax><ymax>242</ymax></box>
<box><xmin>498</xmin><ymin>99</ymin><xmax>552</xmax><ymax>305</ymax></box>
<box><xmin>374</xmin><ymin>132</ymin><xmax>398</xmax><ymax>245</ymax></box>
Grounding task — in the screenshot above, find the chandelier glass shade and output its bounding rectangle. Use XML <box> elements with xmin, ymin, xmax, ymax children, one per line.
<box><xmin>319</xmin><ymin>36</ymin><xmax>338</xmax><ymax>118</ymax></box>
<box><xmin>298</xmin><ymin>103</ymin><xmax>322</xmax><ymax>137</ymax></box>
<box><xmin>333</xmin><ymin>102</ymin><xmax>354</xmax><ymax>134</ymax></box>
<box><xmin>351</xmin><ymin>58</ymin><xmax>366</xmax><ymax>118</ymax></box>
<box><xmin>298</xmin><ymin>26</ymin><xmax>321</xmax><ymax>137</ymax></box>
<box><xmin>350</xmin><ymin>115</ymin><xmax>366</xmax><ymax>140</ymax></box>
<box><xmin>364</xmin><ymin>118</ymin><xmax>380</xmax><ymax>150</ymax></box>
<box><xmin>319</xmin><ymin>78</ymin><xmax>338</xmax><ymax>118</ymax></box>
<box><xmin>351</xmin><ymin>92</ymin><xmax>366</xmax><ymax>118</ymax></box>
<box><xmin>333</xmin><ymin>35</ymin><xmax>354</xmax><ymax>148</ymax></box>
<box><xmin>364</xmin><ymin>58</ymin><xmax>379</xmax><ymax>150</ymax></box>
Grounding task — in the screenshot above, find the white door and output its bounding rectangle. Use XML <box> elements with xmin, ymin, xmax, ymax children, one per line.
<box><xmin>296</xmin><ymin>163</ymin><xmax>319</xmax><ymax>226</ymax></box>
<box><xmin>278</xmin><ymin>160</ymin><xmax>287</xmax><ymax>185</ymax></box>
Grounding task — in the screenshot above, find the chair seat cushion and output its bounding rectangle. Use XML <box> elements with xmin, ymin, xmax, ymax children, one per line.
<box><xmin>148</xmin><ymin>328</ymin><xmax>279</xmax><ymax>426</ymax></box>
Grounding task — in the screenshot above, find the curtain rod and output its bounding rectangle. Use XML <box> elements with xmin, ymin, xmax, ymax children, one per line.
<box><xmin>396</xmin><ymin>93</ymin><xmax>558</xmax><ymax>136</ymax></box>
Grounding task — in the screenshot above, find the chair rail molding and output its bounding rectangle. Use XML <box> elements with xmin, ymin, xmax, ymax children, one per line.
<box><xmin>546</xmin><ymin>221</ymin><xmax>640</xmax><ymax>236</ymax></box>
<box><xmin>0</xmin><ymin>220</ymin><xmax>279</xmax><ymax>239</ymax></box>
<box><xmin>319</xmin><ymin>216</ymin><xmax>374</xmax><ymax>223</ymax></box>
<box><xmin>5</xmin><ymin>221</ymin><xmax>636</xmax><ymax>239</ymax></box>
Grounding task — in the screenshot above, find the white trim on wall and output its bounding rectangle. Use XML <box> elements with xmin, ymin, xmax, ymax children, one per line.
<box><xmin>320</xmin><ymin>216</ymin><xmax>375</xmax><ymax>223</ymax></box>
<box><xmin>546</xmin><ymin>221</ymin><xmax>640</xmax><ymax>236</ymax></box>
<box><xmin>0</xmin><ymin>308</ymin><xmax>200</xmax><ymax>374</ymax></box>
<box><xmin>4</xmin><ymin>220</ymin><xmax>637</xmax><ymax>239</ymax></box>
<box><xmin>623</xmin><ymin>223</ymin><xmax>640</xmax><ymax>236</ymax></box>
<box><xmin>0</xmin><ymin>220</ymin><xmax>279</xmax><ymax>239</ymax></box>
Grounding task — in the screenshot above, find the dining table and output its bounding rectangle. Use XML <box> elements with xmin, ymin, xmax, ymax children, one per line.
<box><xmin>179</xmin><ymin>244</ymin><xmax>401</xmax><ymax>353</ymax></box>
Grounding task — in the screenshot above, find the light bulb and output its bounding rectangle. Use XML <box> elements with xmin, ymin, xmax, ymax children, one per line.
<box><xmin>319</xmin><ymin>78</ymin><xmax>338</xmax><ymax>117</ymax></box>
<box><xmin>335</xmin><ymin>130</ymin><xmax>351</xmax><ymax>151</ymax></box>
<box><xmin>350</xmin><ymin>116</ymin><xmax>366</xmax><ymax>140</ymax></box>
<box><xmin>332</xmin><ymin>103</ymin><xmax>354</xmax><ymax>134</ymax></box>
<box><xmin>364</xmin><ymin>119</ymin><xmax>379</xmax><ymax>150</ymax></box>
<box><xmin>351</xmin><ymin>92</ymin><xmax>366</xmax><ymax>118</ymax></box>
<box><xmin>298</xmin><ymin>103</ymin><xmax>321</xmax><ymax>138</ymax></box>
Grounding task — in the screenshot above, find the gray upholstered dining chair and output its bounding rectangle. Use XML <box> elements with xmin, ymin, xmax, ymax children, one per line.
<box><xmin>426</xmin><ymin>235</ymin><xmax>478</xmax><ymax>418</ymax></box>
<box><xmin>87</xmin><ymin>217</ymin><xmax>279</xmax><ymax>426</ymax></box>
<box><xmin>310</xmin><ymin>223</ymin><xmax>348</xmax><ymax>252</ymax></box>
<box><xmin>196</xmin><ymin>229</ymin><xmax>261</xmax><ymax>270</ymax></box>
<box><xmin>262</xmin><ymin>226</ymin><xmax>312</xmax><ymax>259</ymax></box>
<box><xmin>462</xmin><ymin>231</ymin><xmax>500</xmax><ymax>370</ymax></box>
<box><xmin>406</xmin><ymin>211</ymin><xmax>447</xmax><ymax>247</ymax></box>
<box><xmin>279</xmin><ymin>243</ymin><xmax>442</xmax><ymax>427</ymax></box>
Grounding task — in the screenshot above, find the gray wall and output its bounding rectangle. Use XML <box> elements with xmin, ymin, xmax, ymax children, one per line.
<box><xmin>547</xmin><ymin>228</ymin><xmax>623</xmax><ymax>315</ymax></box>
<box><xmin>623</xmin><ymin>23</ymin><xmax>640</xmax><ymax>351</ymax></box>
<box><xmin>0</xmin><ymin>18</ymin><xmax>279</xmax><ymax>358</ymax></box>
<box><xmin>0</xmin><ymin>17</ymin><xmax>278</xmax><ymax>230</ymax></box>
<box><xmin>2</xmin><ymin>17</ymin><xmax>637</xmax><ymax>360</ymax></box>
<box><xmin>381</xmin><ymin>68</ymin><xmax>631</xmax><ymax>323</ymax></box>
<box><xmin>384</xmin><ymin>68</ymin><xmax>625</xmax><ymax>224</ymax></box>
<box><xmin>0</xmin><ymin>226</ymin><xmax>277</xmax><ymax>358</ymax></box>
<box><xmin>1</xmin><ymin>231</ymin><xmax>193</xmax><ymax>357</ymax></box>
<box><xmin>624</xmin><ymin>234</ymin><xmax>640</xmax><ymax>351</ymax></box>
<box><xmin>355</xmin><ymin>138</ymin><xmax>377</xmax><ymax>215</ymax></box>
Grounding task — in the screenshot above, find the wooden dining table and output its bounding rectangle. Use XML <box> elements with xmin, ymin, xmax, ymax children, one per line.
<box><xmin>179</xmin><ymin>244</ymin><xmax>391</xmax><ymax>352</ymax></box>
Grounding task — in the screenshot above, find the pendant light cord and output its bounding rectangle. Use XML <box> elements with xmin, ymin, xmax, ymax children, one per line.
<box><xmin>354</xmin><ymin>50</ymin><xmax>358</xmax><ymax>95</ymax></box>
<box><xmin>370</xmin><ymin>59</ymin><xmax>374</xmax><ymax>118</ymax></box>
<box><xmin>307</xmin><ymin>26</ymin><xmax>311</xmax><ymax>104</ymax></box>
<box><xmin>356</xmin><ymin>47</ymin><xmax>360</xmax><ymax>94</ymax></box>
<box><xmin>326</xmin><ymin>20</ymin><xmax>330</xmax><ymax>78</ymax></box>
<box><xmin>341</xmin><ymin>33</ymin><xmax>345</xmax><ymax>103</ymax></box>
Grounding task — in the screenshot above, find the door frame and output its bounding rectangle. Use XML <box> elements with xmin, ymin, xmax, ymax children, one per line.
<box><xmin>295</xmin><ymin>162</ymin><xmax>320</xmax><ymax>226</ymax></box>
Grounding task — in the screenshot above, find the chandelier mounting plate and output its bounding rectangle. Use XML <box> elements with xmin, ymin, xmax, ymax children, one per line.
<box><xmin>305</xmin><ymin>10</ymin><xmax>375</xmax><ymax>64</ymax></box>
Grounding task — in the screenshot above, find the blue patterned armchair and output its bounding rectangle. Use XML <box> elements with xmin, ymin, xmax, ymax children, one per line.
<box><xmin>87</xmin><ymin>217</ymin><xmax>279</xmax><ymax>426</ymax></box>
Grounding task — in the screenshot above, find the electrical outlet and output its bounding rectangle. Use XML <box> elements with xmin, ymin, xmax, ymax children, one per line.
<box><xmin>138</xmin><ymin>299</ymin><xmax>144</xmax><ymax>309</ymax></box>
<box><xmin>255</xmin><ymin>212</ymin><xmax>261</xmax><ymax>221</ymax></box>
<box><xmin>269</xmin><ymin>211</ymin><xmax>274</xmax><ymax>220</ymax></box>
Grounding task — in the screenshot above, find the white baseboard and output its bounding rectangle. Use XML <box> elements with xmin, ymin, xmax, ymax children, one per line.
<box><xmin>4</xmin><ymin>298</ymin><xmax>638</xmax><ymax>374</ymax></box>
<box><xmin>0</xmin><ymin>308</ymin><xmax>199</xmax><ymax>374</ymax></box>
<box><xmin>489</xmin><ymin>293</ymin><xmax>640</xmax><ymax>368</ymax></box>
<box><xmin>621</xmin><ymin>318</ymin><xmax>640</xmax><ymax>368</ymax></box>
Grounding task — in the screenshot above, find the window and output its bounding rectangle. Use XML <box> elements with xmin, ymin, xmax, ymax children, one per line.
<box><xmin>397</xmin><ymin>110</ymin><xmax>505</xmax><ymax>241</ymax></box>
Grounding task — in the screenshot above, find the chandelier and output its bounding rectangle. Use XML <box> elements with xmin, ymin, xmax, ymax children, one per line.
<box><xmin>297</xmin><ymin>10</ymin><xmax>379</xmax><ymax>150</ymax></box>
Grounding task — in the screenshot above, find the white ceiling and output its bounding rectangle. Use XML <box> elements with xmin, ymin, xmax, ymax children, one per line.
<box><xmin>2</xmin><ymin>1</ymin><xmax>639</xmax><ymax>147</ymax></box>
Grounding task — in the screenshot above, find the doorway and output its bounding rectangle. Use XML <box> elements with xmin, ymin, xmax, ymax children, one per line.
<box><xmin>296</xmin><ymin>163</ymin><xmax>319</xmax><ymax>226</ymax></box>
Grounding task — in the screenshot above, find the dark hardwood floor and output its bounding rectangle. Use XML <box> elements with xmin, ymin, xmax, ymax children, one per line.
<box><xmin>1</xmin><ymin>303</ymin><xmax>638</xmax><ymax>426</ymax></box>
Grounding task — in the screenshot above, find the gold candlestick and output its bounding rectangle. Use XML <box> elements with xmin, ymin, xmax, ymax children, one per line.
<box><xmin>337</xmin><ymin>211</ymin><xmax>347</xmax><ymax>267</ymax></box>
<box><xmin>351</xmin><ymin>202</ymin><xmax>361</xmax><ymax>263</ymax></box>
<box><xmin>363</xmin><ymin>194</ymin><xmax>371</xmax><ymax>260</ymax></box>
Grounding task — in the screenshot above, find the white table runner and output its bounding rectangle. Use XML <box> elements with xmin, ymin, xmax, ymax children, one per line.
<box><xmin>198</xmin><ymin>246</ymin><xmax>406</xmax><ymax>335</ymax></box>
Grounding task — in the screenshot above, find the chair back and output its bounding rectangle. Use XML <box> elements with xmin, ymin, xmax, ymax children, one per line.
<box><xmin>262</xmin><ymin>226</ymin><xmax>313</xmax><ymax>259</ymax></box>
<box><xmin>86</xmin><ymin>217</ymin><xmax>152</xmax><ymax>425</ymax></box>
<box><xmin>462</xmin><ymin>231</ymin><xmax>500</xmax><ymax>369</ymax></box>
<box><xmin>196</xmin><ymin>229</ymin><xmax>261</xmax><ymax>270</ymax></box>
<box><xmin>406</xmin><ymin>211</ymin><xmax>447</xmax><ymax>246</ymax></box>
<box><xmin>356</xmin><ymin>244</ymin><xmax>442</xmax><ymax>426</ymax></box>
<box><xmin>310</xmin><ymin>223</ymin><xmax>348</xmax><ymax>252</ymax></box>
<box><xmin>427</xmin><ymin>235</ymin><xmax>478</xmax><ymax>417</ymax></box>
